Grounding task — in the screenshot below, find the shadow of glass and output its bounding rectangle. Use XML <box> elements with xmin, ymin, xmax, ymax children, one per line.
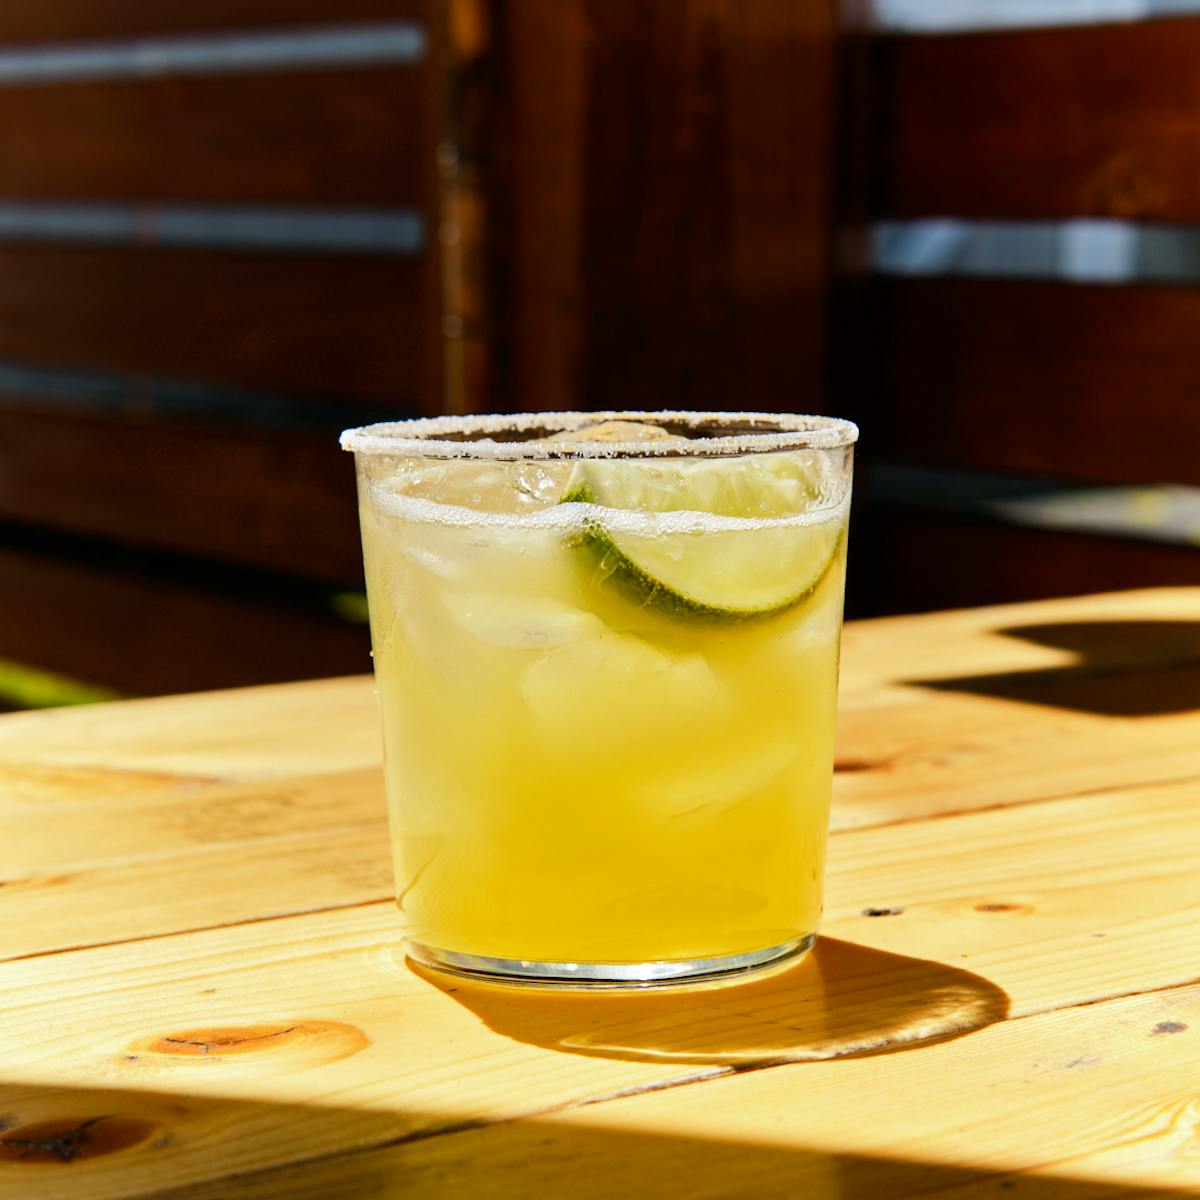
<box><xmin>908</xmin><ymin>620</ymin><xmax>1200</xmax><ymax>717</ymax></box>
<box><xmin>1</xmin><ymin>1079</ymin><xmax>1190</xmax><ymax>1199</ymax></box>
<box><xmin>412</xmin><ymin>937</ymin><xmax>1009</xmax><ymax>1065</ymax></box>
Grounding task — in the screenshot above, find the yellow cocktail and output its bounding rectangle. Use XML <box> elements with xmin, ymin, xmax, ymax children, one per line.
<box><xmin>343</xmin><ymin>412</ymin><xmax>857</xmax><ymax>985</ymax></box>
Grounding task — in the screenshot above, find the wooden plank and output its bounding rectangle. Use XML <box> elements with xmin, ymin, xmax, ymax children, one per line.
<box><xmin>0</xmin><ymin>907</ymin><xmax>689</xmax><ymax>1200</ymax></box>
<box><xmin>2</xmin><ymin>577</ymin><xmax>1199</xmax><ymax>958</ymax></box>
<box><xmin>0</xmin><ymin>771</ymin><xmax>390</xmax><ymax>961</ymax></box>
<box><xmin>849</xmin><ymin>511</ymin><xmax>1200</xmax><ymax>618</ymax></box>
<box><xmin>0</xmin><ymin>68</ymin><xmax>425</xmax><ymax>206</ymax></box>
<box><xmin>0</xmin><ymin>765</ymin><xmax>381</xmax><ymax>880</ymax></box>
<box><xmin>874</xmin><ymin>17</ymin><xmax>1200</xmax><ymax>220</ymax></box>
<box><xmin>4</xmin><ymin>747</ymin><xmax>1200</xmax><ymax>996</ymax></box>
<box><xmin>0</xmin><ymin>407</ymin><xmax>363</xmax><ymax>583</ymax></box>
<box><xmin>0</xmin><ymin>588</ymin><xmax>1184</xmax><ymax>781</ymax></box>
<box><xmin>492</xmin><ymin>0</ymin><xmax>835</xmax><ymax>412</ymax></box>
<box><xmin>839</xmin><ymin>585</ymin><xmax>1200</xmax><ymax>706</ymax></box>
<box><xmin>232</xmin><ymin>986</ymin><xmax>1200</xmax><ymax>1199</ymax></box>
<box><xmin>858</xmin><ymin>277</ymin><xmax>1200</xmax><ymax>486</ymax></box>
<box><xmin>2</xmin><ymin>587</ymin><xmax>1198</xmax><ymax>825</ymax></box>
<box><xmin>0</xmin><ymin>245</ymin><xmax>428</xmax><ymax>404</ymax></box>
<box><xmin>0</xmin><ymin>675</ymin><xmax>381</xmax><ymax>780</ymax></box>
<box><xmin>0</xmin><ymin>2</ymin><xmax>427</xmax><ymax>42</ymax></box>
<box><xmin>488</xmin><ymin>1</ymin><xmax>587</xmax><ymax>413</ymax></box>
<box><xmin>3</xmin><ymin>774</ymin><xmax>1200</xmax><ymax>1193</ymax></box>
<box><xmin>0</xmin><ymin>540</ymin><xmax>370</xmax><ymax>695</ymax></box>
<box><xmin>2</xmin><ymin>590</ymin><xmax>1196</xmax><ymax>1196</ymax></box>
<box><xmin>835</xmin><ymin>587</ymin><xmax>1200</xmax><ymax>829</ymax></box>
<box><xmin>832</xmin><ymin>681</ymin><xmax>1200</xmax><ymax>832</ymax></box>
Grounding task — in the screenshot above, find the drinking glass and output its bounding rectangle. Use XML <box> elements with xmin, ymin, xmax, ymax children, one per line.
<box><xmin>341</xmin><ymin>411</ymin><xmax>857</xmax><ymax>986</ymax></box>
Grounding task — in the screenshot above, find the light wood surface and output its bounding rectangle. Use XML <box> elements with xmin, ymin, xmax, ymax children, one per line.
<box><xmin>2</xmin><ymin>587</ymin><xmax>1198</xmax><ymax>1198</ymax></box>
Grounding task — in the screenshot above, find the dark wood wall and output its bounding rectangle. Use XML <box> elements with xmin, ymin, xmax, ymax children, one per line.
<box><xmin>1</xmin><ymin>0</ymin><xmax>844</xmax><ymax>700</ymax></box>
<box><xmin>838</xmin><ymin>14</ymin><xmax>1200</xmax><ymax>615</ymax></box>
<box><xmin>16</xmin><ymin>1</ymin><xmax>1192</xmax><ymax>695</ymax></box>
<box><xmin>0</xmin><ymin>2</ymin><xmax>444</xmax><ymax>697</ymax></box>
<box><xmin>486</xmin><ymin>0</ymin><xmax>838</xmax><ymax>416</ymax></box>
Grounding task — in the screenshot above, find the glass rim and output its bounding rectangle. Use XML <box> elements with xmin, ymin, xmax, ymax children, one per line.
<box><xmin>339</xmin><ymin>410</ymin><xmax>859</xmax><ymax>461</ymax></box>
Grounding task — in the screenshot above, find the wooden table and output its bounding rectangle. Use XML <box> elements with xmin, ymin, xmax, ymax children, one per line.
<box><xmin>3</xmin><ymin>587</ymin><xmax>1199</xmax><ymax>1198</ymax></box>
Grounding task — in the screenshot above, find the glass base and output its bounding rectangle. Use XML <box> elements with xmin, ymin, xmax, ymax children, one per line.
<box><xmin>407</xmin><ymin>933</ymin><xmax>815</xmax><ymax>990</ymax></box>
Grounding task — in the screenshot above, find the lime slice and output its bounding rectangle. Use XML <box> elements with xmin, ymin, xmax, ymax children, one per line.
<box><xmin>565</xmin><ymin>453</ymin><xmax>822</xmax><ymax>519</ymax></box>
<box><xmin>561</xmin><ymin>454</ymin><xmax>843</xmax><ymax>619</ymax></box>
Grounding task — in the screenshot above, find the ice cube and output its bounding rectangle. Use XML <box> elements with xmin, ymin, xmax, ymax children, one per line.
<box><xmin>510</xmin><ymin>460</ymin><xmax>572</xmax><ymax>508</ymax></box>
<box><xmin>445</xmin><ymin>593</ymin><xmax>607</xmax><ymax>649</ymax></box>
<box><xmin>649</xmin><ymin>737</ymin><xmax>800</xmax><ymax>819</ymax></box>
<box><xmin>521</xmin><ymin>632</ymin><xmax>728</xmax><ymax>758</ymax></box>
<box><xmin>376</xmin><ymin>457</ymin><xmax>572</xmax><ymax>514</ymax></box>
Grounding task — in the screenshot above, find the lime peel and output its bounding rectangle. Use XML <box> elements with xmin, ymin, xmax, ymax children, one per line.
<box><xmin>561</xmin><ymin>478</ymin><xmax>844</xmax><ymax>622</ymax></box>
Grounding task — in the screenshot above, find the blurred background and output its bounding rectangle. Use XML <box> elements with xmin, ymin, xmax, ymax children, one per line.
<box><xmin>0</xmin><ymin>0</ymin><xmax>1197</xmax><ymax>707</ymax></box>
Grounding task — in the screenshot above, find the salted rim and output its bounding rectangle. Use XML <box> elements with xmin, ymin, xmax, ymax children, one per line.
<box><xmin>339</xmin><ymin>410</ymin><xmax>858</xmax><ymax>460</ymax></box>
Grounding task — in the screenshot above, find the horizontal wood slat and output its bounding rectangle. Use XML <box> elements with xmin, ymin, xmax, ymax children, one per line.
<box><xmin>0</xmin><ymin>539</ymin><xmax>369</xmax><ymax>695</ymax></box>
<box><xmin>0</xmin><ymin>407</ymin><xmax>363</xmax><ymax>584</ymax></box>
<box><xmin>0</xmin><ymin>3</ymin><xmax>427</xmax><ymax>43</ymax></box>
<box><xmin>855</xmin><ymin>277</ymin><xmax>1200</xmax><ymax>486</ymax></box>
<box><xmin>873</xmin><ymin>16</ymin><xmax>1200</xmax><ymax>220</ymax></box>
<box><xmin>0</xmin><ymin>674</ymin><xmax>382</xmax><ymax>779</ymax></box>
<box><xmin>0</xmin><ymin>244</ymin><xmax>430</xmax><ymax>405</ymax></box>
<box><xmin>849</xmin><ymin>513</ymin><xmax>1200</xmax><ymax>618</ymax></box>
<box><xmin>0</xmin><ymin>68</ymin><xmax>425</xmax><ymax>206</ymax></box>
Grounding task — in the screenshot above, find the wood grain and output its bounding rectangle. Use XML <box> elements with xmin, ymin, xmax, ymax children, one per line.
<box><xmin>206</xmin><ymin>985</ymin><xmax>1200</xmax><ymax>1200</ymax></box>
<box><xmin>0</xmin><ymin>68</ymin><xmax>425</xmax><ymax>206</ymax></box>
<box><xmin>0</xmin><ymin>1</ymin><xmax>427</xmax><ymax>42</ymax></box>
<box><xmin>0</xmin><ymin>767</ymin><xmax>388</xmax><ymax>961</ymax></box>
<box><xmin>491</xmin><ymin>0</ymin><xmax>836</xmax><ymax>412</ymax></box>
<box><xmin>2</xmin><ymin>590</ymin><xmax>1200</xmax><ymax>1196</ymax></box>
<box><xmin>3</xmin><ymin>769</ymin><xmax>1200</xmax><ymax>1191</ymax></box>
<box><xmin>4</xmin><ymin>754</ymin><xmax>1200</xmax><ymax>1007</ymax></box>
<box><xmin>855</xmin><ymin>277</ymin><xmax>1200</xmax><ymax>486</ymax></box>
<box><xmin>0</xmin><ymin>245</ymin><xmax>428</xmax><ymax>404</ymax></box>
<box><xmin>0</xmin><ymin>766</ymin><xmax>378</xmax><ymax>878</ymax></box>
<box><xmin>0</xmin><ymin>675</ymin><xmax>380</xmax><ymax>779</ymax></box>
<box><xmin>488</xmin><ymin>0</ymin><xmax>588</xmax><ymax>414</ymax></box>
<box><xmin>873</xmin><ymin>17</ymin><xmax>1200</xmax><ymax>220</ymax></box>
<box><xmin>835</xmin><ymin>587</ymin><xmax>1200</xmax><ymax>827</ymax></box>
<box><xmin>4</xmin><ymin>586</ymin><xmax>1198</xmax><ymax>813</ymax></box>
<box><xmin>0</xmin><ymin>906</ymin><xmax>716</xmax><ymax>1199</ymax></box>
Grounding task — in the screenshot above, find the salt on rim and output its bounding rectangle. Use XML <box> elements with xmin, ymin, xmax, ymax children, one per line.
<box><xmin>339</xmin><ymin>410</ymin><xmax>859</xmax><ymax>460</ymax></box>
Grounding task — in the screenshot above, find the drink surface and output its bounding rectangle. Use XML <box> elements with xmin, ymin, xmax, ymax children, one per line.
<box><xmin>358</xmin><ymin>433</ymin><xmax>849</xmax><ymax>965</ymax></box>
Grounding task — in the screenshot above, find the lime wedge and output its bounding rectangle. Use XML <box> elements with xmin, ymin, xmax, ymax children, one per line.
<box><xmin>561</xmin><ymin>454</ymin><xmax>843</xmax><ymax>620</ymax></box>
